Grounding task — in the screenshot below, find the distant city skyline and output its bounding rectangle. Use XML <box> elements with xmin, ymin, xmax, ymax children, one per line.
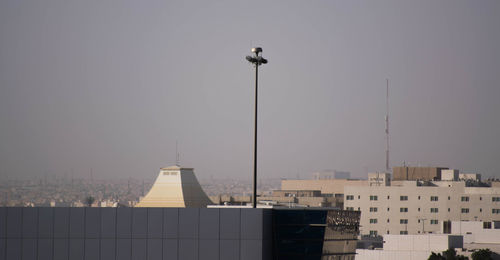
<box><xmin>1</xmin><ymin>0</ymin><xmax>499</xmax><ymax>180</ymax></box>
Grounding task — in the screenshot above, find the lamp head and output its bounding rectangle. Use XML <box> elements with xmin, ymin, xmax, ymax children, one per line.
<box><xmin>251</xmin><ymin>47</ymin><xmax>263</xmax><ymax>55</ymax></box>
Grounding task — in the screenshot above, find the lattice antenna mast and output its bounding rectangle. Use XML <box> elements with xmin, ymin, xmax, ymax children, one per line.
<box><xmin>385</xmin><ymin>79</ymin><xmax>390</xmax><ymax>172</ymax></box>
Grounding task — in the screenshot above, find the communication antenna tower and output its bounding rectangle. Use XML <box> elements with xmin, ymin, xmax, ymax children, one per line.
<box><xmin>385</xmin><ymin>79</ymin><xmax>390</xmax><ymax>172</ymax></box>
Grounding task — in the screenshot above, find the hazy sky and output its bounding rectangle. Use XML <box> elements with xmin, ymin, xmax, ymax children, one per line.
<box><xmin>1</xmin><ymin>0</ymin><xmax>499</xmax><ymax>181</ymax></box>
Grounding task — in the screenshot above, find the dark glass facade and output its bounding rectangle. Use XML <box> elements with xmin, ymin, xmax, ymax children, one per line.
<box><xmin>0</xmin><ymin>207</ymin><xmax>358</xmax><ymax>260</ymax></box>
<box><xmin>272</xmin><ymin>209</ymin><xmax>359</xmax><ymax>260</ymax></box>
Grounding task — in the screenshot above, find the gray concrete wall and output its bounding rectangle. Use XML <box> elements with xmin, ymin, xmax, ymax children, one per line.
<box><xmin>0</xmin><ymin>207</ymin><xmax>272</xmax><ymax>260</ymax></box>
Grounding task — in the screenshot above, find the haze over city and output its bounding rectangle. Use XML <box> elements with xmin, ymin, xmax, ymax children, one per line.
<box><xmin>1</xmin><ymin>0</ymin><xmax>499</xmax><ymax>181</ymax></box>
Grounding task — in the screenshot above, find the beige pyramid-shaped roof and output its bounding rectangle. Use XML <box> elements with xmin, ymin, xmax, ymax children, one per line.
<box><xmin>135</xmin><ymin>165</ymin><xmax>212</xmax><ymax>207</ymax></box>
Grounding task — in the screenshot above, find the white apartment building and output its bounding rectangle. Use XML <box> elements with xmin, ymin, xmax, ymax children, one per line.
<box><xmin>344</xmin><ymin>175</ymin><xmax>500</xmax><ymax>236</ymax></box>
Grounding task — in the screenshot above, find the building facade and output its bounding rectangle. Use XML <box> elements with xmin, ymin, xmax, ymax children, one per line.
<box><xmin>0</xmin><ymin>207</ymin><xmax>359</xmax><ymax>260</ymax></box>
<box><xmin>344</xmin><ymin>180</ymin><xmax>500</xmax><ymax>236</ymax></box>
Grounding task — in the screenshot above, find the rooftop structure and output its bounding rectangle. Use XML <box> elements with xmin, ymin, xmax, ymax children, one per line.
<box><xmin>135</xmin><ymin>165</ymin><xmax>211</xmax><ymax>208</ymax></box>
<box><xmin>356</xmin><ymin>221</ymin><xmax>500</xmax><ymax>260</ymax></box>
<box><xmin>443</xmin><ymin>220</ymin><xmax>500</xmax><ymax>244</ymax></box>
<box><xmin>368</xmin><ymin>172</ymin><xmax>391</xmax><ymax>186</ymax></box>
<box><xmin>393</xmin><ymin>166</ymin><xmax>449</xmax><ymax>181</ymax></box>
<box><xmin>356</xmin><ymin>234</ymin><xmax>464</xmax><ymax>260</ymax></box>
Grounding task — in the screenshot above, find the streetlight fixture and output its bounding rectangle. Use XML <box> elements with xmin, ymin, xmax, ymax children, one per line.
<box><xmin>246</xmin><ymin>47</ymin><xmax>268</xmax><ymax>208</ymax></box>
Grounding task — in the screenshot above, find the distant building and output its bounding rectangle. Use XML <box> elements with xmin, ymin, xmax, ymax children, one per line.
<box><xmin>135</xmin><ymin>165</ymin><xmax>212</xmax><ymax>207</ymax></box>
<box><xmin>344</xmin><ymin>169</ymin><xmax>500</xmax><ymax>236</ymax></box>
<box><xmin>281</xmin><ymin>178</ymin><xmax>367</xmax><ymax>197</ymax></box>
<box><xmin>265</xmin><ymin>176</ymin><xmax>367</xmax><ymax>209</ymax></box>
<box><xmin>393</xmin><ymin>166</ymin><xmax>449</xmax><ymax>181</ymax></box>
<box><xmin>209</xmin><ymin>195</ymin><xmax>252</xmax><ymax>206</ymax></box>
<box><xmin>263</xmin><ymin>190</ymin><xmax>339</xmax><ymax>208</ymax></box>
<box><xmin>335</xmin><ymin>170</ymin><xmax>351</xmax><ymax>179</ymax></box>
<box><xmin>210</xmin><ymin>190</ymin><xmax>340</xmax><ymax>208</ymax></box>
<box><xmin>313</xmin><ymin>170</ymin><xmax>351</xmax><ymax>180</ymax></box>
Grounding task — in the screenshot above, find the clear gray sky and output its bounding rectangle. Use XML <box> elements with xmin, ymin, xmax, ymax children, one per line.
<box><xmin>1</xmin><ymin>0</ymin><xmax>499</xmax><ymax>180</ymax></box>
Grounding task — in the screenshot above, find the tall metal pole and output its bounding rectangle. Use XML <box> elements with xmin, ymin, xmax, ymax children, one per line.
<box><xmin>245</xmin><ymin>47</ymin><xmax>267</xmax><ymax>208</ymax></box>
<box><xmin>385</xmin><ymin>79</ymin><xmax>390</xmax><ymax>172</ymax></box>
<box><xmin>253</xmin><ymin>63</ymin><xmax>258</xmax><ymax>208</ymax></box>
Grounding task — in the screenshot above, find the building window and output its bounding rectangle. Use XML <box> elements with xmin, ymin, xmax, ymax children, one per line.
<box><xmin>369</xmin><ymin>230</ymin><xmax>378</xmax><ymax>236</ymax></box>
<box><xmin>400</xmin><ymin>196</ymin><xmax>408</xmax><ymax>201</ymax></box>
<box><xmin>461</xmin><ymin>196</ymin><xmax>469</xmax><ymax>202</ymax></box>
<box><xmin>387</xmin><ymin>195</ymin><xmax>390</xmax><ymax>199</ymax></box>
<box><xmin>430</xmin><ymin>208</ymin><xmax>439</xmax><ymax>213</ymax></box>
<box><xmin>461</xmin><ymin>208</ymin><xmax>469</xmax><ymax>213</ymax></box>
<box><xmin>418</xmin><ymin>208</ymin><xmax>421</xmax><ymax>212</ymax></box>
<box><xmin>346</xmin><ymin>195</ymin><xmax>354</xmax><ymax>200</ymax></box>
<box><xmin>492</xmin><ymin>209</ymin><xmax>500</xmax><ymax>214</ymax></box>
<box><xmin>480</xmin><ymin>208</ymin><xmax>482</xmax><ymax>212</ymax></box>
<box><xmin>387</xmin><ymin>207</ymin><xmax>390</xmax><ymax>212</ymax></box>
<box><xmin>430</xmin><ymin>196</ymin><xmax>438</xmax><ymax>201</ymax></box>
<box><xmin>492</xmin><ymin>197</ymin><xmax>500</xmax><ymax>202</ymax></box>
<box><xmin>484</xmin><ymin>222</ymin><xmax>492</xmax><ymax>229</ymax></box>
<box><xmin>387</xmin><ymin>219</ymin><xmax>390</xmax><ymax>223</ymax></box>
<box><xmin>418</xmin><ymin>196</ymin><xmax>421</xmax><ymax>200</ymax></box>
<box><xmin>358</xmin><ymin>195</ymin><xmax>360</xmax><ymax>199</ymax></box>
<box><xmin>400</xmin><ymin>219</ymin><xmax>408</xmax><ymax>224</ymax></box>
<box><xmin>370</xmin><ymin>219</ymin><xmax>378</xmax><ymax>224</ymax></box>
<box><xmin>358</xmin><ymin>207</ymin><xmax>360</xmax><ymax>211</ymax></box>
<box><xmin>400</xmin><ymin>231</ymin><xmax>408</xmax><ymax>235</ymax></box>
<box><xmin>448</xmin><ymin>208</ymin><xmax>450</xmax><ymax>212</ymax></box>
<box><xmin>418</xmin><ymin>219</ymin><xmax>420</xmax><ymax>223</ymax></box>
<box><xmin>430</xmin><ymin>220</ymin><xmax>439</xmax><ymax>225</ymax></box>
<box><xmin>370</xmin><ymin>195</ymin><xmax>378</xmax><ymax>201</ymax></box>
<box><xmin>370</xmin><ymin>207</ymin><xmax>378</xmax><ymax>212</ymax></box>
<box><xmin>346</xmin><ymin>207</ymin><xmax>354</xmax><ymax>211</ymax></box>
<box><xmin>492</xmin><ymin>222</ymin><xmax>500</xmax><ymax>230</ymax></box>
<box><xmin>400</xmin><ymin>207</ymin><xmax>408</xmax><ymax>213</ymax></box>
<box><xmin>448</xmin><ymin>196</ymin><xmax>451</xmax><ymax>200</ymax></box>
<box><xmin>480</xmin><ymin>197</ymin><xmax>482</xmax><ymax>201</ymax></box>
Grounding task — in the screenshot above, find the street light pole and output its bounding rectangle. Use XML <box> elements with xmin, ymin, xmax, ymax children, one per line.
<box><xmin>253</xmin><ymin>61</ymin><xmax>259</xmax><ymax>209</ymax></box>
<box><xmin>246</xmin><ymin>47</ymin><xmax>268</xmax><ymax>208</ymax></box>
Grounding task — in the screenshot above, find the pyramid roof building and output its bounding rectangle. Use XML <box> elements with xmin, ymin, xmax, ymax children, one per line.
<box><xmin>135</xmin><ymin>165</ymin><xmax>212</xmax><ymax>207</ymax></box>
